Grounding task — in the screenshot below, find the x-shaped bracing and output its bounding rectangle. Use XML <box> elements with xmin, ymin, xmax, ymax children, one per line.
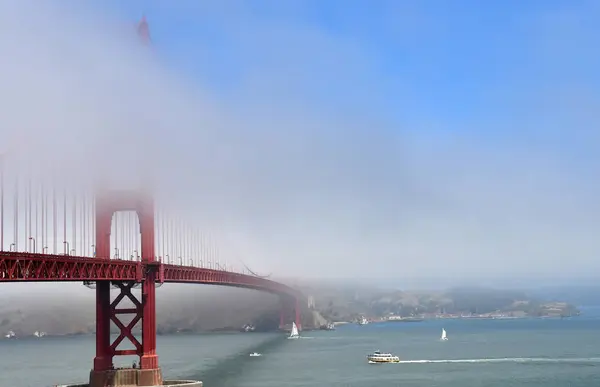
<box><xmin>109</xmin><ymin>281</ymin><xmax>143</xmax><ymax>356</ymax></box>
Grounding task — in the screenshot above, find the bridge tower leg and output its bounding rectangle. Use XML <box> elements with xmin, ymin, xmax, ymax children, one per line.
<box><xmin>279</xmin><ymin>303</ymin><xmax>285</xmax><ymax>331</ymax></box>
<box><xmin>294</xmin><ymin>298</ymin><xmax>302</xmax><ymax>331</ymax></box>
<box><xmin>278</xmin><ymin>297</ymin><xmax>302</xmax><ymax>331</ymax></box>
<box><xmin>89</xmin><ymin>191</ymin><xmax>163</xmax><ymax>387</ymax></box>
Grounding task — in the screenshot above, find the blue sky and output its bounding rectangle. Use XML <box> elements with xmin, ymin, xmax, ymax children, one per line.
<box><xmin>2</xmin><ymin>0</ymin><xmax>600</xmax><ymax>281</ymax></box>
<box><xmin>62</xmin><ymin>0</ymin><xmax>600</xmax><ymax>279</ymax></box>
<box><xmin>84</xmin><ymin>0</ymin><xmax>600</xmax><ymax>143</ymax></box>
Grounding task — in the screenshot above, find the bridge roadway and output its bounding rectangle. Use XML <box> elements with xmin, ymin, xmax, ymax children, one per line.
<box><xmin>0</xmin><ymin>251</ymin><xmax>299</xmax><ymax>296</ymax></box>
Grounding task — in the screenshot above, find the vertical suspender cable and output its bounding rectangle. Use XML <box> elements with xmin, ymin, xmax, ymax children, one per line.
<box><xmin>79</xmin><ymin>192</ymin><xmax>83</xmax><ymax>255</ymax></box>
<box><xmin>63</xmin><ymin>187</ymin><xmax>67</xmax><ymax>254</ymax></box>
<box><xmin>34</xmin><ymin>181</ymin><xmax>38</xmax><ymax>253</ymax></box>
<box><xmin>132</xmin><ymin>211</ymin><xmax>135</xmax><ymax>260</ymax></box>
<box><xmin>82</xmin><ymin>193</ymin><xmax>86</xmax><ymax>256</ymax></box>
<box><xmin>125</xmin><ymin>212</ymin><xmax>127</xmax><ymax>259</ymax></box>
<box><xmin>23</xmin><ymin>176</ymin><xmax>27</xmax><ymax>251</ymax></box>
<box><xmin>83</xmin><ymin>193</ymin><xmax>87</xmax><ymax>256</ymax></box>
<box><xmin>174</xmin><ymin>217</ymin><xmax>178</xmax><ymax>264</ymax></box>
<box><xmin>161</xmin><ymin>208</ymin><xmax>165</xmax><ymax>261</ymax></box>
<box><xmin>177</xmin><ymin>218</ymin><xmax>181</xmax><ymax>264</ymax></box>
<box><xmin>192</xmin><ymin>229</ymin><xmax>196</xmax><ymax>267</ymax></box>
<box><xmin>187</xmin><ymin>224</ymin><xmax>191</xmax><ymax>266</ymax></box>
<box><xmin>41</xmin><ymin>181</ymin><xmax>44</xmax><ymax>253</ymax></box>
<box><xmin>195</xmin><ymin>230</ymin><xmax>200</xmax><ymax>267</ymax></box>
<box><xmin>179</xmin><ymin>218</ymin><xmax>183</xmax><ymax>265</ymax></box>
<box><xmin>186</xmin><ymin>223</ymin><xmax>190</xmax><ymax>265</ymax></box>
<box><xmin>0</xmin><ymin>154</ymin><xmax>4</xmax><ymax>251</ymax></box>
<box><xmin>189</xmin><ymin>228</ymin><xmax>194</xmax><ymax>266</ymax></box>
<box><xmin>72</xmin><ymin>191</ymin><xmax>76</xmax><ymax>255</ymax></box>
<box><xmin>200</xmin><ymin>233</ymin><xmax>205</xmax><ymax>267</ymax></box>
<box><xmin>44</xmin><ymin>182</ymin><xmax>48</xmax><ymax>254</ymax></box>
<box><xmin>168</xmin><ymin>217</ymin><xmax>173</xmax><ymax>264</ymax></box>
<box><xmin>207</xmin><ymin>233</ymin><xmax>212</xmax><ymax>268</ymax></box>
<box><xmin>209</xmin><ymin>233</ymin><xmax>213</xmax><ymax>268</ymax></box>
<box><xmin>214</xmin><ymin>235</ymin><xmax>218</xmax><ymax>268</ymax></box>
<box><xmin>129</xmin><ymin>211</ymin><xmax>133</xmax><ymax>260</ymax></box>
<box><xmin>183</xmin><ymin>223</ymin><xmax>187</xmax><ymax>265</ymax></box>
<box><xmin>114</xmin><ymin>212</ymin><xmax>118</xmax><ymax>258</ymax></box>
<box><xmin>91</xmin><ymin>191</ymin><xmax>95</xmax><ymax>257</ymax></box>
<box><xmin>125</xmin><ymin>212</ymin><xmax>129</xmax><ymax>259</ymax></box>
<box><xmin>120</xmin><ymin>212</ymin><xmax>124</xmax><ymax>259</ymax></box>
<box><xmin>14</xmin><ymin>176</ymin><xmax>18</xmax><ymax>251</ymax></box>
<box><xmin>155</xmin><ymin>206</ymin><xmax>159</xmax><ymax>260</ymax></box>
<box><xmin>121</xmin><ymin>212</ymin><xmax>125</xmax><ymax>259</ymax></box>
<box><xmin>53</xmin><ymin>185</ymin><xmax>57</xmax><ymax>254</ymax></box>
<box><xmin>131</xmin><ymin>211</ymin><xmax>134</xmax><ymax>260</ymax></box>
<box><xmin>166</xmin><ymin>215</ymin><xmax>169</xmax><ymax>264</ymax></box>
<box><xmin>136</xmin><ymin>212</ymin><xmax>139</xmax><ymax>260</ymax></box>
<box><xmin>27</xmin><ymin>173</ymin><xmax>31</xmax><ymax>251</ymax></box>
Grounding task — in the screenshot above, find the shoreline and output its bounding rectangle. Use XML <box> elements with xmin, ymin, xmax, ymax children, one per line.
<box><xmin>1</xmin><ymin>314</ymin><xmax>581</xmax><ymax>340</ymax></box>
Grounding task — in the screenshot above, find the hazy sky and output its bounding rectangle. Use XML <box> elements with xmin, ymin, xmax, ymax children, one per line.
<box><xmin>1</xmin><ymin>0</ymin><xmax>600</xmax><ymax>292</ymax></box>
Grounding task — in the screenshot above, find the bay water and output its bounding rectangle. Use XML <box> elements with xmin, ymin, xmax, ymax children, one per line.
<box><xmin>3</xmin><ymin>315</ymin><xmax>600</xmax><ymax>387</ymax></box>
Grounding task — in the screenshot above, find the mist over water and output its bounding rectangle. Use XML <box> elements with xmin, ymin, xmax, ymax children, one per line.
<box><xmin>0</xmin><ymin>1</ymin><xmax>599</xmax><ymax>286</ymax></box>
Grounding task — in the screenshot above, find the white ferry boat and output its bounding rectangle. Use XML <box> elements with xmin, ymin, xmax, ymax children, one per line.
<box><xmin>367</xmin><ymin>350</ymin><xmax>400</xmax><ymax>364</ymax></box>
<box><xmin>357</xmin><ymin>316</ymin><xmax>369</xmax><ymax>325</ymax></box>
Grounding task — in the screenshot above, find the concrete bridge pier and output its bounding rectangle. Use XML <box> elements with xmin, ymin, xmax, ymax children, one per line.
<box><xmin>59</xmin><ymin>377</ymin><xmax>202</xmax><ymax>387</ymax></box>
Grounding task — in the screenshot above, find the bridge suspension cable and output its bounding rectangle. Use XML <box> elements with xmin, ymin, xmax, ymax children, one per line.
<box><xmin>0</xmin><ymin>153</ymin><xmax>274</xmax><ymax>279</ymax></box>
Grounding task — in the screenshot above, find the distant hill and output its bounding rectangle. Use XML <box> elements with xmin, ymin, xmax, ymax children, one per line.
<box><xmin>292</xmin><ymin>281</ymin><xmax>580</xmax><ymax>321</ymax></box>
<box><xmin>0</xmin><ymin>284</ymin><xmax>282</xmax><ymax>337</ymax></box>
<box><xmin>0</xmin><ymin>281</ymin><xmax>583</xmax><ymax>338</ymax></box>
<box><xmin>527</xmin><ymin>286</ymin><xmax>600</xmax><ymax>306</ymax></box>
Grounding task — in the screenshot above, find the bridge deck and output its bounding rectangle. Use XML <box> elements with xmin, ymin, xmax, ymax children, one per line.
<box><xmin>0</xmin><ymin>252</ymin><xmax>298</xmax><ymax>297</ymax></box>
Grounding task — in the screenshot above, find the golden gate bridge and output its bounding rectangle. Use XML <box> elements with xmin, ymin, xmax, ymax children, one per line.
<box><xmin>0</xmin><ymin>17</ymin><xmax>303</xmax><ymax>387</ymax></box>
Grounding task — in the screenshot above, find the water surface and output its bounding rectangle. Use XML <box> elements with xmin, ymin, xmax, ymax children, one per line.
<box><xmin>3</xmin><ymin>317</ymin><xmax>599</xmax><ymax>387</ymax></box>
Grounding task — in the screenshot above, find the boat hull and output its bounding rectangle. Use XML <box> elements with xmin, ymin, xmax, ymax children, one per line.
<box><xmin>367</xmin><ymin>358</ymin><xmax>400</xmax><ymax>364</ymax></box>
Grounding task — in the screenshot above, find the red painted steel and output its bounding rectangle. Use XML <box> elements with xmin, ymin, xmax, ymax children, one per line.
<box><xmin>110</xmin><ymin>281</ymin><xmax>142</xmax><ymax>357</ymax></box>
<box><xmin>92</xmin><ymin>189</ymin><xmax>161</xmax><ymax>376</ymax></box>
<box><xmin>295</xmin><ymin>298</ymin><xmax>302</xmax><ymax>331</ymax></box>
<box><xmin>0</xmin><ymin>252</ymin><xmax>299</xmax><ymax>297</ymax></box>
<box><xmin>161</xmin><ymin>264</ymin><xmax>300</xmax><ymax>296</ymax></box>
<box><xmin>0</xmin><ymin>252</ymin><xmax>139</xmax><ymax>281</ymax></box>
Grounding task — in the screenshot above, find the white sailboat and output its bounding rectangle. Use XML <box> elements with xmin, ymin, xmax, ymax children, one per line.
<box><xmin>288</xmin><ymin>322</ymin><xmax>300</xmax><ymax>340</ymax></box>
<box><xmin>440</xmin><ymin>328</ymin><xmax>448</xmax><ymax>341</ymax></box>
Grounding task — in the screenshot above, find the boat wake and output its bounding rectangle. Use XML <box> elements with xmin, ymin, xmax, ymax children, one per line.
<box><xmin>396</xmin><ymin>357</ymin><xmax>600</xmax><ymax>364</ymax></box>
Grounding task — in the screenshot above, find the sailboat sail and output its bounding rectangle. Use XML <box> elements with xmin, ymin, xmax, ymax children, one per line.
<box><xmin>441</xmin><ymin>328</ymin><xmax>448</xmax><ymax>340</ymax></box>
<box><xmin>289</xmin><ymin>322</ymin><xmax>299</xmax><ymax>338</ymax></box>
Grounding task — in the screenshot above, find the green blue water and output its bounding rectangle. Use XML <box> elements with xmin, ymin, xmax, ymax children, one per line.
<box><xmin>3</xmin><ymin>314</ymin><xmax>600</xmax><ymax>387</ymax></box>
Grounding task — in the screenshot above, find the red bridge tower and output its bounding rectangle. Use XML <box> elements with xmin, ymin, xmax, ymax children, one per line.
<box><xmin>89</xmin><ymin>188</ymin><xmax>162</xmax><ymax>387</ymax></box>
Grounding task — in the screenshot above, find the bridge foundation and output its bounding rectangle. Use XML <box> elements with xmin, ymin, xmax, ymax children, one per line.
<box><xmin>61</xmin><ymin>380</ymin><xmax>201</xmax><ymax>387</ymax></box>
<box><xmin>89</xmin><ymin>368</ymin><xmax>164</xmax><ymax>387</ymax></box>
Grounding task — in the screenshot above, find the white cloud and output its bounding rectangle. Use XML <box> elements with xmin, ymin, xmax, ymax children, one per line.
<box><xmin>0</xmin><ymin>0</ymin><xmax>599</xmax><ymax>296</ymax></box>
